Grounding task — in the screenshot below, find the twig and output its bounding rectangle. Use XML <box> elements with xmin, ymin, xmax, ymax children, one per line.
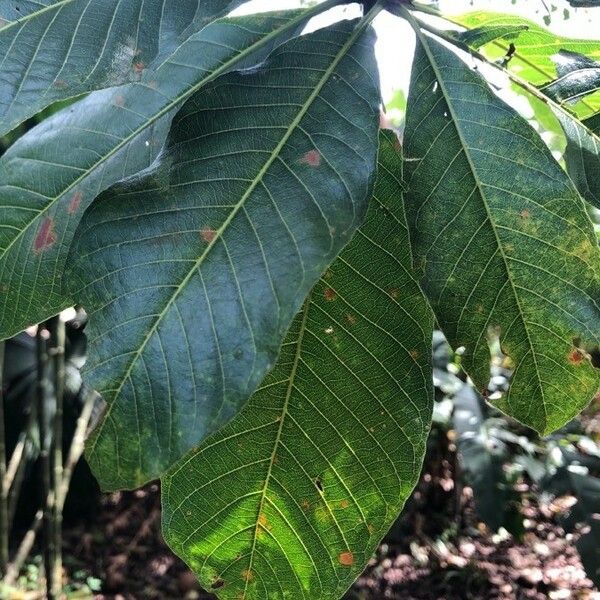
<box><xmin>0</xmin><ymin>341</ymin><xmax>7</xmax><ymax>575</ymax></box>
<box><xmin>36</xmin><ymin>324</ymin><xmax>55</xmax><ymax>600</ymax></box>
<box><xmin>49</xmin><ymin>317</ymin><xmax>65</xmax><ymax>597</ymax></box>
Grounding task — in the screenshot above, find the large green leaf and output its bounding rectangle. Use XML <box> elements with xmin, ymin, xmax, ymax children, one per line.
<box><xmin>161</xmin><ymin>130</ymin><xmax>433</xmax><ymax>600</ymax></box>
<box><xmin>404</xmin><ymin>32</ymin><xmax>600</xmax><ymax>435</ymax></box>
<box><xmin>0</xmin><ymin>0</ymin><xmax>245</xmax><ymax>136</ymax></box>
<box><xmin>453</xmin><ymin>11</ymin><xmax>600</xmax><ymax>116</ymax></box>
<box><xmin>68</xmin><ymin>20</ymin><xmax>381</xmax><ymax>491</ymax></box>
<box><xmin>0</xmin><ymin>7</ymin><xmax>327</xmax><ymax>341</ymax></box>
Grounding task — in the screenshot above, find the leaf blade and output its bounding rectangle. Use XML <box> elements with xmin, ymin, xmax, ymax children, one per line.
<box><xmin>161</xmin><ymin>130</ymin><xmax>434</xmax><ymax>600</ymax></box>
<box><xmin>404</xmin><ymin>33</ymin><xmax>600</xmax><ymax>434</ymax></box>
<box><xmin>69</xmin><ymin>21</ymin><xmax>382</xmax><ymax>490</ymax></box>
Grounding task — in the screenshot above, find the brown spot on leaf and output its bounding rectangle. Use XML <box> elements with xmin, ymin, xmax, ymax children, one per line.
<box><xmin>346</xmin><ymin>314</ymin><xmax>357</xmax><ymax>325</ymax></box>
<box><xmin>211</xmin><ymin>579</ymin><xmax>225</xmax><ymax>589</ymax></box>
<box><xmin>241</xmin><ymin>569</ymin><xmax>254</xmax><ymax>582</ymax></box>
<box><xmin>340</xmin><ymin>500</ymin><xmax>349</xmax><ymax>510</ymax></box>
<box><xmin>34</xmin><ymin>218</ymin><xmax>57</xmax><ymax>253</ymax></box>
<box><xmin>520</xmin><ymin>209</ymin><xmax>531</xmax><ymax>219</ymax></box>
<box><xmin>301</xmin><ymin>499</ymin><xmax>311</xmax><ymax>511</ymax></box>
<box><xmin>133</xmin><ymin>61</ymin><xmax>145</xmax><ymax>74</ymax></box>
<box><xmin>301</xmin><ymin>149</ymin><xmax>321</xmax><ymax>167</ymax></box>
<box><xmin>388</xmin><ymin>288</ymin><xmax>399</xmax><ymax>299</ymax></box>
<box><xmin>68</xmin><ymin>191</ymin><xmax>83</xmax><ymax>214</ymax></box>
<box><xmin>569</xmin><ymin>349</ymin><xmax>585</xmax><ymax>365</ymax></box>
<box><xmin>410</xmin><ymin>349</ymin><xmax>420</xmax><ymax>360</ymax></box>
<box><xmin>201</xmin><ymin>228</ymin><xmax>217</xmax><ymax>243</ymax></box>
<box><xmin>323</xmin><ymin>287</ymin><xmax>337</xmax><ymax>302</ymax></box>
<box><xmin>258</xmin><ymin>514</ymin><xmax>271</xmax><ymax>530</ymax></box>
<box><xmin>338</xmin><ymin>551</ymin><xmax>354</xmax><ymax>566</ymax></box>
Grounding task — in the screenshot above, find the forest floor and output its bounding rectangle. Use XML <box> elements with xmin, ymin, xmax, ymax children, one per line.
<box><xmin>48</xmin><ymin>459</ymin><xmax>598</xmax><ymax>599</ymax></box>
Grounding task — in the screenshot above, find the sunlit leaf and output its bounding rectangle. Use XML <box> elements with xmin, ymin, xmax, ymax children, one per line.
<box><xmin>161</xmin><ymin>130</ymin><xmax>433</xmax><ymax>600</ymax></box>
<box><xmin>453</xmin><ymin>11</ymin><xmax>600</xmax><ymax>116</ymax></box>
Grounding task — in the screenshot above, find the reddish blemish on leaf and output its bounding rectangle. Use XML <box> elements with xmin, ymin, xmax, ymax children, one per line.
<box><xmin>34</xmin><ymin>218</ymin><xmax>57</xmax><ymax>253</ymax></box>
<box><xmin>201</xmin><ymin>228</ymin><xmax>217</xmax><ymax>243</ymax></box>
<box><xmin>68</xmin><ymin>191</ymin><xmax>83</xmax><ymax>214</ymax></box>
<box><xmin>301</xmin><ymin>149</ymin><xmax>321</xmax><ymax>167</ymax></box>
<box><xmin>338</xmin><ymin>551</ymin><xmax>354</xmax><ymax>566</ymax></box>
<box><xmin>133</xmin><ymin>61</ymin><xmax>145</xmax><ymax>74</ymax></box>
<box><xmin>569</xmin><ymin>349</ymin><xmax>585</xmax><ymax>365</ymax></box>
<box><xmin>323</xmin><ymin>288</ymin><xmax>337</xmax><ymax>301</ymax></box>
<box><xmin>258</xmin><ymin>514</ymin><xmax>271</xmax><ymax>530</ymax></box>
<box><xmin>340</xmin><ymin>500</ymin><xmax>349</xmax><ymax>509</ymax></box>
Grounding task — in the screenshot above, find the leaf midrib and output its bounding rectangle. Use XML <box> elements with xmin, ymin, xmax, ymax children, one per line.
<box><xmin>241</xmin><ymin>300</ymin><xmax>310</xmax><ymax>600</ymax></box>
<box><xmin>415</xmin><ymin>30</ymin><xmax>549</xmax><ymax>428</ymax></box>
<box><xmin>87</xmin><ymin>16</ymin><xmax>373</xmax><ymax>458</ymax></box>
<box><xmin>0</xmin><ymin>6</ymin><xmax>321</xmax><ymax>265</ymax></box>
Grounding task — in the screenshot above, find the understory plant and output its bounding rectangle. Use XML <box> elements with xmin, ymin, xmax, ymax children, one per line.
<box><xmin>0</xmin><ymin>0</ymin><xmax>599</xmax><ymax>598</ymax></box>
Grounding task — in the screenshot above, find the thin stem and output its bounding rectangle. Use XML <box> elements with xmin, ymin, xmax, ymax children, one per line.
<box><xmin>48</xmin><ymin>316</ymin><xmax>65</xmax><ymax>598</ymax></box>
<box><xmin>0</xmin><ymin>341</ymin><xmax>7</xmax><ymax>575</ymax></box>
<box><xmin>36</xmin><ymin>324</ymin><xmax>55</xmax><ymax>600</ymax></box>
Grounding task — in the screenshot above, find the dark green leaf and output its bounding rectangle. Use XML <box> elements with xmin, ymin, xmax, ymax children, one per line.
<box><xmin>554</xmin><ymin>109</ymin><xmax>600</xmax><ymax>208</ymax></box>
<box><xmin>0</xmin><ymin>0</ymin><xmax>245</xmax><ymax>136</ymax></box>
<box><xmin>68</xmin><ymin>21</ymin><xmax>381</xmax><ymax>490</ymax></box>
<box><xmin>566</xmin><ymin>0</ymin><xmax>600</xmax><ymax>6</ymax></box>
<box><xmin>0</xmin><ymin>8</ymin><xmax>322</xmax><ymax>341</ymax></box>
<box><xmin>161</xmin><ymin>130</ymin><xmax>433</xmax><ymax>600</ymax></box>
<box><xmin>542</xmin><ymin>50</ymin><xmax>600</xmax><ymax>105</ymax></box>
<box><xmin>404</xmin><ymin>33</ymin><xmax>600</xmax><ymax>435</ymax></box>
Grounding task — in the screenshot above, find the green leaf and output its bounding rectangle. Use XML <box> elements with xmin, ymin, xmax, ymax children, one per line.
<box><xmin>542</xmin><ymin>50</ymin><xmax>600</xmax><ymax>105</ymax></box>
<box><xmin>404</xmin><ymin>32</ymin><xmax>600</xmax><ymax>435</ymax></box>
<box><xmin>68</xmin><ymin>21</ymin><xmax>381</xmax><ymax>491</ymax></box>
<box><xmin>161</xmin><ymin>130</ymin><xmax>433</xmax><ymax>600</ymax></box>
<box><xmin>453</xmin><ymin>11</ymin><xmax>600</xmax><ymax>116</ymax></box>
<box><xmin>0</xmin><ymin>0</ymin><xmax>244</xmax><ymax>136</ymax></box>
<box><xmin>0</xmin><ymin>8</ymin><xmax>324</xmax><ymax>341</ymax></box>
<box><xmin>554</xmin><ymin>110</ymin><xmax>600</xmax><ymax>208</ymax></box>
<box><xmin>453</xmin><ymin>23</ymin><xmax>528</xmax><ymax>50</ymax></box>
